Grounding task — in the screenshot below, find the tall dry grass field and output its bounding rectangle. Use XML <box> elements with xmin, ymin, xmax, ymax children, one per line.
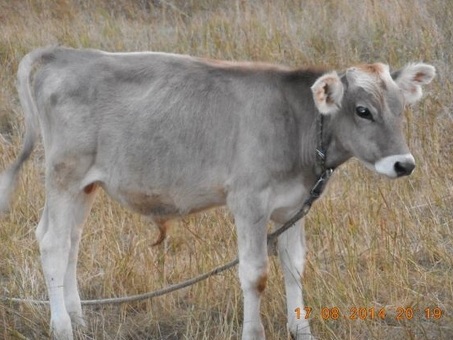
<box><xmin>0</xmin><ymin>0</ymin><xmax>452</xmax><ymax>339</ymax></box>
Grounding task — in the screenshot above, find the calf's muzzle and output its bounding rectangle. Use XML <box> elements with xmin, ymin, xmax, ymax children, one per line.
<box><xmin>374</xmin><ymin>154</ymin><xmax>415</xmax><ymax>178</ymax></box>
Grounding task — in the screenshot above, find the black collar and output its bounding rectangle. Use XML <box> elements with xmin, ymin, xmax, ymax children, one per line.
<box><xmin>310</xmin><ymin>114</ymin><xmax>335</xmax><ymax>199</ymax></box>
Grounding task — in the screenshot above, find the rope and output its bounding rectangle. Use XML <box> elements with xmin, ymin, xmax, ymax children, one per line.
<box><xmin>2</xmin><ymin>259</ymin><xmax>239</xmax><ymax>306</ymax></box>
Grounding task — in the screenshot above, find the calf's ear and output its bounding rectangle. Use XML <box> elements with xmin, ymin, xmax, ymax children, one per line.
<box><xmin>392</xmin><ymin>63</ymin><xmax>436</xmax><ymax>104</ymax></box>
<box><xmin>311</xmin><ymin>71</ymin><xmax>344</xmax><ymax>115</ymax></box>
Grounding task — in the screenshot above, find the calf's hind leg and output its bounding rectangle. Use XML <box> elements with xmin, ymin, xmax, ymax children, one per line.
<box><xmin>36</xmin><ymin>184</ymin><xmax>97</xmax><ymax>339</ymax></box>
<box><xmin>228</xmin><ymin>191</ymin><xmax>269</xmax><ymax>340</ymax></box>
<box><xmin>64</xmin><ymin>184</ymin><xmax>98</xmax><ymax>326</ymax></box>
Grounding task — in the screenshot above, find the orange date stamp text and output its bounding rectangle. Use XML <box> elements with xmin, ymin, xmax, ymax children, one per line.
<box><xmin>295</xmin><ymin>306</ymin><xmax>444</xmax><ymax>321</ymax></box>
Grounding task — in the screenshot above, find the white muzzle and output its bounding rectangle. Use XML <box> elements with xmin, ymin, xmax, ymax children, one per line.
<box><xmin>374</xmin><ymin>153</ymin><xmax>416</xmax><ymax>178</ymax></box>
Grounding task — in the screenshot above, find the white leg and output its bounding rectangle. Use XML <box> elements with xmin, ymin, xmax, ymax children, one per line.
<box><xmin>39</xmin><ymin>196</ymin><xmax>73</xmax><ymax>339</ymax></box>
<box><xmin>229</xmin><ymin>193</ymin><xmax>269</xmax><ymax>340</ymax></box>
<box><xmin>277</xmin><ymin>219</ymin><xmax>312</xmax><ymax>340</ymax></box>
<box><xmin>64</xmin><ymin>188</ymin><xmax>97</xmax><ymax>326</ymax></box>
<box><xmin>38</xmin><ymin>188</ymin><xmax>95</xmax><ymax>339</ymax></box>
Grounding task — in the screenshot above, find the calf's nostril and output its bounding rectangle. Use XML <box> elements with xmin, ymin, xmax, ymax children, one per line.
<box><xmin>394</xmin><ymin>161</ymin><xmax>415</xmax><ymax>177</ymax></box>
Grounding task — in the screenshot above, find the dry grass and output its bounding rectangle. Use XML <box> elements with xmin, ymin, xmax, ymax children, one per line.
<box><xmin>1</xmin><ymin>0</ymin><xmax>452</xmax><ymax>339</ymax></box>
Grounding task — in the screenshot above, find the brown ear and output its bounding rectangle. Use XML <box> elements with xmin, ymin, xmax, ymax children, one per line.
<box><xmin>311</xmin><ymin>71</ymin><xmax>344</xmax><ymax>115</ymax></box>
<box><xmin>393</xmin><ymin>63</ymin><xmax>436</xmax><ymax>104</ymax></box>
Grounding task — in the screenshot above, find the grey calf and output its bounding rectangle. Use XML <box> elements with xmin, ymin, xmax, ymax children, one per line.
<box><xmin>0</xmin><ymin>47</ymin><xmax>435</xmax><ymax>339</ymax></box>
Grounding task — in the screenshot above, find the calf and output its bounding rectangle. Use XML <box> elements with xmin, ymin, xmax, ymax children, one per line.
<box><xmin>0</xmin><ymin>47</ymin><xmax>435</xmax><ymax>339</ymax></box>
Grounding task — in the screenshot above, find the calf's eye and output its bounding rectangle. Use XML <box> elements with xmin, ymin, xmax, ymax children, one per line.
<box><xmin>356</xmin><ymin>106</ymin><xmax>373</xmax><ymax>121</ymax></box>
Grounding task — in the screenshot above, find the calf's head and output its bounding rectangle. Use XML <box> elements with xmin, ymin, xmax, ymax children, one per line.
<box><xmin>311</xmin><ymin>62</ymin><xmax>435</xmax><ymax>178</ymax></box>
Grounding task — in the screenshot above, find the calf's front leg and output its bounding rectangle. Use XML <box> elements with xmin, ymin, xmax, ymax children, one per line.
<box><xmin>229</xmin><ymin>194</ymin><xmax>269</xmax><ymax>340</ymax></box>
<box><xmin>278</xmin><ymin>219</ymin><xmax>312</xmax><ymax>340</ymax></box>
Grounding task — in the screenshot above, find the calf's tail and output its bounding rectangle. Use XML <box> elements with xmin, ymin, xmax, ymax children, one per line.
<box><xmin>0</xmin><ymin>48</ymin><xmax>47</xmax><ymax>214</ymax></box>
